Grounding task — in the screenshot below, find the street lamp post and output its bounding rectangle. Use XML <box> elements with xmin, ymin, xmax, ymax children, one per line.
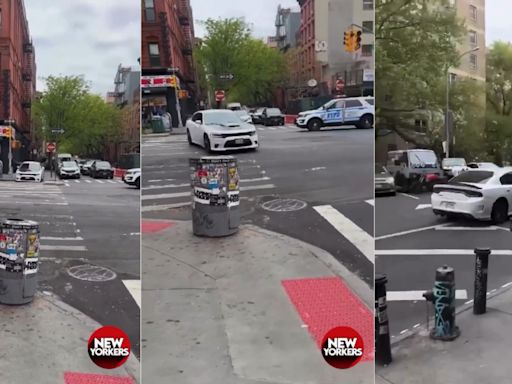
<box><xmin>445</xmin><ymin>46</ymin><xmax>479</xmax><ymax>158</ymax></box>
<box><xmin>5</xmin><ymin>119</ymin><xmax>15</xmax><ymax>175</ymax></box>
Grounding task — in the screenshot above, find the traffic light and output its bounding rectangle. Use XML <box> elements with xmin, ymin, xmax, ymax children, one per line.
<box><xmin>355</xmin><ymin>30</ymin><xmax>362</xmax><ymax>51</ymax></box>
<box><xmin>344</xmin><ymin>29</ymin><xmax>355</xmax><ymax>52</ymax></box>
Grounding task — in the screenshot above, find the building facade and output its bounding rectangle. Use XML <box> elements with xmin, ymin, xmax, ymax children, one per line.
<box><xmin>141</xmin><ymin>0</ymin><xmax>197</xmax><ymax>128</ymax></box>
<box><xmin>0</xmin><ymin>0</ymin><xmax>36</xmax><ymax>173</ymax></box>
<box><xmin>275</xmin><ymin>6</ymin><xmax>301</xmax><ymax>52</ymax></box>
<box><xmin>295</xmin><ymin>0</ymin><xmax>374</xmax><ymax>97</ymax></box>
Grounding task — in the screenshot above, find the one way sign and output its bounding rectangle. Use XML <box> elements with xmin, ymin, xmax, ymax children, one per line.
<box><xmin>219</xmin><ymin>74</ymin><xmax>234</xmax><ymax>80</ymax></box>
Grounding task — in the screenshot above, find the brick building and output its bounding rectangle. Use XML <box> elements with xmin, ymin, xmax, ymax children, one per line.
<box><xmin>0</xmin><ymin>0</ymin><xmax>36</xmax><ymax>173</ymax></box>
<box><xmin>141</xmin><ymin>0</ymin><xmax>197</xmax><ymax>128</ymax></box>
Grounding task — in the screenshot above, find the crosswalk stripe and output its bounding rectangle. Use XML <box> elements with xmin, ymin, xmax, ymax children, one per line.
<box><xmin>313</xmin><ymin>205</ymin><xmax>374</xmax><ymax>264</ymax></box>
<box><xmin>122</xmin><ymin>280</ymin><xmax>141</xmax><ymax>308</ymax></box>
<box><xmin>96</xmin><ymin>180</ymin><xmax>104</xmax><ymax>184</ymax></box>
<box><xmin>40</xmin><ymin>245</ymin><xmax>87</xmax><ymax>251</ymax></box>
<box><xmin>41</xmin><ymin>236</ymin><xmax>84</xmax><ymax>241</ymax></box>
<box><xmin>85</xmin><ymin>179</ymin><xmax>92</xmax><ymax>183</ymax></box>
<box><xmin>107</xmin><ymin>180</ymin><xmax>116</xmax><ymax>184</ymax></box>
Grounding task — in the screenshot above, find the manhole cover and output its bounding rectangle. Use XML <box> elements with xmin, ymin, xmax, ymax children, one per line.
<box><xmin>260</xmin><ymin>198</ymin><xmax>307</xmax><ymax>212</ymax></box>
<box><xmin>67</xmin><ymin>265</ymin><xmax>117</xmax><ymax>282</ymax></box>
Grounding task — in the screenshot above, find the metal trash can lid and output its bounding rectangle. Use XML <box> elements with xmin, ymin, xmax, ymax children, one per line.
<box><xmin>1</xmin><ymin>218</ymin><xmax>39</xmax><ymax>230</ymax></box>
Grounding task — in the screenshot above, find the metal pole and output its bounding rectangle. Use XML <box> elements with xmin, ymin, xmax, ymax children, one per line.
<box><xmin>175</xmin><ymin>81</ymin><xmax>183</xmax><ymax>128</ymax></box>
<box><xmin>473</xmin><ymin>248</ymin><xmax>490</xmax><ymax>315</ymax></box>
<box><xmin>8</xmin><ymin>122</ymin><xmax>12</xmax><ymax>175</ymax></box>
<box><xmin>445</xmin><ymin>68</ymin><xmax>450</xmax><ymax>159</ymax></box>
<box><xmin>375</xmin><ymin>274</ymin><xmax>392</xmax><ymax>365</ymax></box>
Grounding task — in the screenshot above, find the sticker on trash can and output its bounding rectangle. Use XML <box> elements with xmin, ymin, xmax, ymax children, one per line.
<box><xmin>27</xmin><ymin>232</ymin><xmax>40</xmax><ymax>258</ymax></box>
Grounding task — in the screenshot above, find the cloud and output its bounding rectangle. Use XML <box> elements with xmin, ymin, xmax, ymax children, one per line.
<box><xmin>25</xmin><ymin>0</ymin><xmax>139</xmax><ymax>96</ymax></box>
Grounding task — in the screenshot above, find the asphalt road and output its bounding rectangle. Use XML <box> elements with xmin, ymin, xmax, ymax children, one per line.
<box><xmin>375</xmin><ymin>191</ymin><xmax>512</xmax><ymax>338</ymax></box>
<box><xmin>142</xmin><ymin>123</ymin><xmax>374</xmax><ymax>285</ymax></box>
<box><xmin>0</xmin><ymin>174</ymin><xmax>141</xmax><ymax>356</ymax></box>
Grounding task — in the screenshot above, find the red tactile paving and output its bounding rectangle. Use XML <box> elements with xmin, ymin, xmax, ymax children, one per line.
<box><xmin>141</xmin><ymin>220</ymin><xmax>174</xmax><ymax>234</ymax></box>
<box><xmin>282</xmin><ymin>276</ymin><xmax>374</xmax><ymax>361</ymax></box>
<box><xmin>64</xmin><ymin>372</ymin><xmax>134</xmax><ymax>384</ymax></box>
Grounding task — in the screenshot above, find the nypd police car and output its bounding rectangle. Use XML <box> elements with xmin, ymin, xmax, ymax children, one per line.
<box><xmin>295</xmin><ymin>97</ymin><xmax>374</xmax><ymax>131</ymax></box>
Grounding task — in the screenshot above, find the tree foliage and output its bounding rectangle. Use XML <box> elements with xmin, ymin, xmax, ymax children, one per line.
<box><xmin>195</xmin><ymin>18</ymin><xmax>288</xmax><ymax>106</ymax></box>
<box><xmin>32</xmin><ymin>75</ymin><xmax>121</xmax><ymax>158</ymax></box>
<box><xmin>376</xmin><ymin>0</ymin><xmax>467</xmax><ymax>148</ymax></box>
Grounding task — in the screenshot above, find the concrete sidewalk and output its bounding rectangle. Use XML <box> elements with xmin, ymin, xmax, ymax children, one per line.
<box><xmin>377</xmin><ymin>287</ymin><xmax>512</xmax><ymax>384</ymax></box>
<box><xmin>142</xmin><ymin>126</ymin><xmax>186</xmax><ymax>137</ymax></box>
<box><xmin>0</xmin><ymin>292</ymin><xmax>140</xmax><ymax>383</ymax></box>
<box><xmin>141</xmin><ymin>219</ymin><xmax>373</xmax><ymax>384</ymax></box>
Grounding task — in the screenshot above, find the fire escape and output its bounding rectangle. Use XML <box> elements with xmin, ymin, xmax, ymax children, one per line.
<box><xmin>114</xmin><ymin>66</ymin><xmax>127</xmax><ymax>107</ymax></box>
<box><xmin>21</xmin><ymin>41</ymin><xmax>33</xmax><ymax>112</ymax></box>
<box><xmin>159</xmin><ymin>12</ymin><xmax>172</xmax><ymax>68</ymax></box>
<box><xmin>177</xmin><ymin>0</ymin><xmax>195</xmax><ymax>90</ymax></box>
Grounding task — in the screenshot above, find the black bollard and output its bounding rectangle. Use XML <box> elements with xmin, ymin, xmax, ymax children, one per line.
<box><xmin>424</xmin><ymin>265</ymin><xmax>460</xmax><ymax>341</ymax></box>
<box><xmin>375</xmin><ymin>274</ymin><xmax>392</xmax><ymax>365</ymax></box>
<box><xmin>473</xmin><ymin>248</ymin><xmax>490</xmax><ymax>315</ymax></box>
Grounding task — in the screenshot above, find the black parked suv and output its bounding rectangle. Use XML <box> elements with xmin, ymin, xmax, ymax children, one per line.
<box><xmin>90</xmin><ymin>160</ymin><xmax>114</xmax><ymax>179</ymax></box>
<box><xmin>261</xmin><ymin>108</ymin><xmax>285</xmax><ymax>126</ymax></box>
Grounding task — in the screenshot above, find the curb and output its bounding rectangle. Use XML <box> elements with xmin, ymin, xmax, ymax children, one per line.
<box><xmin>44</xmin><ymin>181</ymin><xmax>65</xmax><ymax>186</ymax></box>
<box><xmin>38</xmin><ymin>291</ymin><xmax>140</xmax><ymax>381</ymax></box>
<box><xmin>143</xmin><ymin>219</ymin><xmax>373</xmax><ymax>310</ymax></box>
<box><xmin>388</xmin><ymin>283</ymin><xmax>512</xmax><ymax>347</ymax></box>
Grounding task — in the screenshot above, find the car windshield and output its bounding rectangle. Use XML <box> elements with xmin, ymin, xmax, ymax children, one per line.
<box><xmin>62</xmin><ymin>161</ymin><xmax>77</xmax><ymax>168</ymax></box>
<box><xmin>375</xmin><ymin>164</ymin><xmax>387</xmax><ymax>174</ymax></box>
<box><xmin>266</xmin><ymin>108</ymin><xmax>281</xmax><ymax>116</ymax></box>
<box><xmin>19</xmin><ymin>163</ymin><xmax>40</xmax><ymax>172</ymax></box>
<box><xmin>322</xmin><ymin>100</ymin><xmax>337</xmax><ymax>109</ymax></box>
<box><xmin>204</xmin><ymin>111</ymin><xmax>242</xmax><ymax>126</ymax></box>
<box><xmin>450</xmin><ymin>170</ymin><xmax>494</xmax><ymax>184</ymax></box>
<box><xmin>409</xmin><ymin>151</ymin><xmax>438</xmax><ymax>168</ymax></box>
<box><xmin>365</xmin><ymin>99</ymin><xmax>374</xmax><ymax>105</ymax></box>
<box><xmin>95</xmin><ymin>161</ymin><xmax>111</xmax><ymax>169</ymax></box>
<box><xmin>442</xmin><ymin>158</ymin><xmax>466</xmax><ymax>167</ymax></box>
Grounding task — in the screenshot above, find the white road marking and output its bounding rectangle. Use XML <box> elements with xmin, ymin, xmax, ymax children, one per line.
<box><xmin>375</xmin><ymin>224</ymin><xmax>446</xmax><ymax>241</ymax></box>
<box><xmin>258</xmin><ymin>128</ymin><xmax>265</xmax><ymax>131</ymax></box>
<box><xmin>40</xmin><ymin>245</ymin><xmax>87</xmax><ymax>251</ymax></box>
<box><xmin>85</xmin><ymin>179</ymin><xmax>92</xmax><ymax>183</ymax></box>
<box><xmin>399</xmin><ymin>193</ymin><xmax>420</xmax><ymax>200</ymax></box>
<box><xmin>96</xmin><ymin>180</ymin><xmax>105</xmax><ymax>184</ymax></box>
<box><xmin>387</xmin><ymin>290</ymin><xmax>468</xmax><ymax>301</ymax></box>
<box><xmin>305</xmin><ymin>167</ymin><xmax>327</xmax><ymax>172</ymax></box>
<box><xmin>376</xmin><ymin>249</ymin><xmax>512</xmax><ymax>256</ymax></box>
<box><xmin>74</xmin><ymin>180</ymin><xmax>80</xmax><ymax>183</ymax></box>
<box><xmin>313</xmin><ymin>205</ymin><xmax>374</xmax><ymax>263</ymax></box>
<box><xmin>436</xmin><ymin>226</ymin><xmax>502</xmax><ymax>231</ymax></box>
<box><xmin>365</xmin><ymin>199</ymin><xmax>374</xmax><ymax>206</ymax></box>
<box><xmin>415</xmin><ymin>203</ymin><xmax>432</xmax><ymax>210</ymax></box>
<box><xmin>142</xmin><ymin>202</ymin><xmax>192</xmax><ymax>212</ymax></box>
<box><xmin>41</xmin><ymin>236</ymin><xmax>84</xmax><ymax>241</ymax></box>
<box><xmin>268</xmin><ymin>127</ymin><xmax>277</xmax><ymax>130</ymax></box>
<box><xmin>107</xmin><ymin>180</ymin><xmax>116</xmax><ymax>184</ymax></box>
<box><xmin>502</xmin><ymin>282</ymin><xmax>512</xmax><ymax>288</ymax></box>
<box><xmin>13</xmin><ymin>201</ymin><xmax>69</xmax><ymax>205</ymax></box>
<box><xmin>141</xmin><ymin>183</ymin><xmax>275</xmax><ymax>200</ymax></box>
<box><xmin>142</xmin><ymin>183</ymin><xmax>189</xmax><ymax>191</ymax></box>
<box><xmin>123</xmin><ymin>280</ymin><xmax>141</xmax><ymax>308</ymax></box>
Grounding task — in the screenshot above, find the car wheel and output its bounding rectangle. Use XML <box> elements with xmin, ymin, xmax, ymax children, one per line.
<box><xmin>491</xmin><ymin>199</ymin><xmax>508</xmax><ymax>224</ymax></box>
<box><xmin>136</xmin><ymin>177</ymin><xmax>140</xmax><ymax>189</ymax></box>
<box><xmin>187</xmin><ymin>130</ymin><xmax>193</xmax><ymax>145</ymax></box>
<box><xmin>203</xmin><ymin>135</ymin><xmax>213</xmax><ymax>153</ymax></box>
<box><xmin>358</xmin><ymin>114</ymin><xmax>374</xmax><ymax>129</ymax></box>
<box><xmin>307</xmin><ymin>118</ymin><xmax>322</xmax><ymax>131</ymax></box>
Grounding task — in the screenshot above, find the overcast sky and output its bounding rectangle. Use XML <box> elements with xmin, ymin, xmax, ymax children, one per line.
<box><xmin>191</xmin><ymin>0</ymin><xmax>299</xmax><ymax>39</ymax></box>
<box><xmin>486</xmin><ymin>0</ymin><xmax>511</xmax><ymax>45</ymax></box>
<box><xmin>25</xmin><ymin>0</ymin><xmax>140</xmax><ymax>96</ymax></box>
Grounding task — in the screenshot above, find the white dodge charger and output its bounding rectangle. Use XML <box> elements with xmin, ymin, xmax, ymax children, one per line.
<box><xmin>186</xmin><ymin>109</ymin><xmax>259</xmax><ymax>152</ymax></box>
<box><xmin>432</xmin><ymin>168</ymin><xmax>512</xmax><ymax>223</ymax></box>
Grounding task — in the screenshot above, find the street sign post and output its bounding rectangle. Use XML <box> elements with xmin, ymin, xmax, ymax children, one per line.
<box><xmin>47</xmin><ymin>143</ymin><xmax>56</xmax><ymax>153</ymax></box>
<box><xmin>215</xmin><ymin>90</ymin><xmax>225</xmax><ymax>102</ymax></box>
<box><xmin>4</xmin><ymin>119</ymin><xmax>15</xmax><ymax>175</ymax></box>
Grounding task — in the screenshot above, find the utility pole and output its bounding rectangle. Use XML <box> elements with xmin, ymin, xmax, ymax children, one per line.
<box><xmin>5</xmin><ymin>119</ymin><xmax>15</xmax><ymax>175</ymax></box>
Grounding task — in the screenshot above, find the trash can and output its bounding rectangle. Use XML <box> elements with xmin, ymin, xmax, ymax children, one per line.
<box><xmin>151</xmin><ymin>117</ymin><xmax>165</xmax><ymax>133</ymax></box>
<box><xmin>0</xmin><ymin>219</ymin><xmax>40</xmax><ymax>304</ymax></box>
<box><xmin>190</xmin><ymin>156</ymin><xmax>240</xmax><ymax>237</ymax></box>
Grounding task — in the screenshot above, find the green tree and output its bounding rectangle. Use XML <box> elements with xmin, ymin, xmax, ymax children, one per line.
<box><xmin>32</xmin><ymin>75</ymin><xmax>121</xmax><ymax>158</ymax></box>
<box><xmin>196</xmin><ymin>18</ymin><xmax>288</xmax><ymax>106</ymax></box>
<box><xmin>376</xmin><ymin>0</ymin><xmax>466</xmax><ymax>148</ymax></box>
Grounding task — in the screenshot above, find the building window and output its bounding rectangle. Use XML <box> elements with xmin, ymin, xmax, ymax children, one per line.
<box><xmin>362</xmin><ymin>21</ymin><xmax>373</xmax><ymax>33</ymax></box>
<box><xmin>144</xmin><ymin>0</ymin><xmax>156</xmax><ymax>22</ymax></box>
<box><xmin>363</xmin><ymin>0</ymin><xmax>373</xmax><ymax>10</ymax></box>
<box><xmin>362</xmin><ymin>44</ymin><xmax>373</xmax><ymax>57</ymax></box>
<box><xmin>469</xmin><ymin>30</ymin><xmax>477</xmax><ymax>45</ymax></box>
<box><xmin>469</xmin><ymin>5</ymin><xmax>477</xmax><ymax>21</ymax></box>
<box><xmin>148</xmin><ymin>43</ymin><xmax>161</xmax><ymax>67</ymax></box>
<box><xmin>415</xmin><ymin>119</ymin><xmax>427</xmax><ymax>134</ymax></box>
<box><xmin>469</xmin><ymin>54</ymin><xmax>477</xmax><ymax>70</ymax></box>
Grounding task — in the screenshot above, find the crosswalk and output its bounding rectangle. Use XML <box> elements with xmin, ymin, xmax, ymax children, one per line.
<box><xmin>141</xmin><ymin>158</ymin><xmax>276</xmax><ymax>212</ymax></box>
<box><xmin>0</xmin><ymin>182</ymin><xmax>87</xmax><ymax>253</ymax></box>
<box><xmin>62</xmin><ymin>178</ymin><xmax>125</xmax><ymax>187</ymax></box>
<box><xmin>256</xmin><ymin>124</ymin><xmax>300</xmax><ymax>132</ymax></box>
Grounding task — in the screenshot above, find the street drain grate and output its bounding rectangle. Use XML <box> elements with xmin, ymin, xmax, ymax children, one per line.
<box><xmin>260</xmin><ymin>198</ymin><xmax>307</xmax><ymax>212</ymax></box>
<box><xmin>67</xmin><ymin>265</ymin><xmax>117</xmax><ymax>282</ymax></box>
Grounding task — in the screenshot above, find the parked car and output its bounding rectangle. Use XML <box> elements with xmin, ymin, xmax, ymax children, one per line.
<box><xmin>261</xmin><ymin>108</ymin><xmax>285</xmax><ymax>126</ymax></box>
<box><xmin>58</xmin><ymin>161</ymin><xmax>81</xmax><ymax>179</ymax></box>
<box><xmin>467</xmin><ymin>162</ymin><xmax>501</xmax><ymax>170</ymax></box>
<box><xmin>251</xmin><ymin>108</ymin><xmax>265</xmax><ymax>124</ymax></box>
<box><xmin>227</xmin><ymin>102</ymin><xmax>242</xmax><ymax>111</ymax></box>
<box><xmin>295</xmin><ymin>97</ymin><xmax>374</xmax><ymax>131</ymax></box>
<box><xmin>442</xmin><ymin>158</ymin><xmax>468</xmax><ymax>178</ymax></box>
<box><xmin>432</xmin><ymin>168</ymin><xmax>512</xmax><ymax>223</ymax></box>
<box><xmin>90</xmin><ymin>161</ymin><xmax>114</xmax><ymax>179</ymax></box>
<box><xmin>186</xmin><ymin>109</ymin><xmax>259</xmax><ymax>152</ymax></box>
<box><xmin>15</xmin><ymin>161</ymin><xmax>44</xmax><ymax>182</ymax></box>
<box><xmin>54</xmin><ymin>153</ymin><xmax>72</xmax><ymax>172</ymax></box>
<box><xmin>386</xmin><ymin>149</ymin><xmax>445</xmax><ymax>192</ymax></box>
<box><xmin>234</xmin><ymin>110</ymin><xmax>252</xmax><ymax>123</ymax></box>
<box><xmin>375</xmin><ymin>164</ymin><xmax>396</xmax><ymax>195</ymax></box>
<box><xmin>81</xmin><ymin>159</ymin><xmax>96</xmax><ymax>175</ymax></box>
<box><xmin>123</xmin><ymin>168</ymin><xmax>141</xmax><ymax>189</ymax></box>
